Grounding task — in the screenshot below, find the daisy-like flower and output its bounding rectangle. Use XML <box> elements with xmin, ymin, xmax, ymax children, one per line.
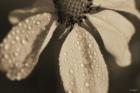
<box><xmin>0</xmin><ymin>0</ymin><xmax>140</xmax><ymax>93</ymax></box>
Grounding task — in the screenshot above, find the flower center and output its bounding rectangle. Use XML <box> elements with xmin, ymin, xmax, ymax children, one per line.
<box><xmin>53</xmin><ymin>0</ymin><xmax>93</xmax><ymax>25</ymax></box>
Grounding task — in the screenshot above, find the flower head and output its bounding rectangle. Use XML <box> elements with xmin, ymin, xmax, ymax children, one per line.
<box><xmin>0</xmin><ymin>0</ymin><xmax>140</xmax><ymax>93</ymax></box>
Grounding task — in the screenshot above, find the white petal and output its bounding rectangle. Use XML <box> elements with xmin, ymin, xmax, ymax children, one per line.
<box><xmin>0</xmin><ymin>13</ymin><xmax>58</xmax><ymax>80</ymax></box>
<box><xmin>59</xmin><ymin>25</ymin><xmax>108</xmax><ymax>93</ymax></box>
<box><xmin>87</xmin><ymin>10</ymin><xmax>135</xmax><ymax>66</ymax></box>
<box><xmin>9</xmin><ymin>8</ymin><xmax>39</xmax><ymax>24</ymax></box>
<box><xmin>94</xmin><ymin>0</ymin><xmax>140</xmax><ymax>18</ymax></box>
<box><xmin>94</xmin><ymin>0</ymin><xmax>133</xmax><ymax>8</ymax></box>
<box><xmin>9</xmin><ymin>0</ymin><xmax>55</xmax><ymax>24</ymax></box>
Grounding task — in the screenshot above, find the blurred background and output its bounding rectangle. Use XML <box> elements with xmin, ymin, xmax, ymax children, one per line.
<box><xmin>0</xmin><ymin>0</ymin><xmax>140</xmax><ymax>93</ymax></box>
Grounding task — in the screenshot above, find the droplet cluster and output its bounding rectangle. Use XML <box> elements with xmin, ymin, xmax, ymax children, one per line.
<box><xmin>0</xmin><ymin>13</ymin><xmax>51</xmax><ymax>80</ymax></box>
<box><xmin>59</xmin><ymin>26</ymin><xmax>108</xmax><ymax>93</ymax></box>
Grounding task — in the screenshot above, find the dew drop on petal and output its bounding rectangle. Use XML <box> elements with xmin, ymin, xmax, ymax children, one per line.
<box><xmin>93</xmin><ymin>52</ymin><xmax>97</xmax><ymax>56</ymax></box>
<box><xmin>7</xmin><ymin>35</ymin><xmax>12</xmax><ymax>39</ymax></box>
<box><xmin>89</xmin><ymin>54</ymin><xmax>93</xmax><ymax>59</ymax></box>
<box><xmin>4</xmin><ymin>54</ymin><xmax>9</xmax><ymax>59</ymax></box>
<box><xmin>76</xmin><ymin>41</ymin><xmax>80</xmax><ymax>45</ymax></box>
<box><xmin>8</xmin><ymin>59</ymin><xmax>12</xmax><ymax>64</ymax></box>
<box><xmin>85</xmin><ymin>82</ymin><xmax>90</xmax><ymax>88</ymax></box>
<box><xmin>15</xmin><ymin>63</ymin><xmax>22</xmax><ymax>68</ymax></box>
<box><xmin>15</xmin><ymin>36</ymin><xmax>20</xmax><ymax>41</ymax></box>
<box><xmin>88</xmin><ymin>43</ymin><xmax>92</xmax><ymax>48</ymax></box>
<box><xmin>70</xmin><ymin>81</ymin><xmax>74</xmax><ymax>85</ymax></box>
<box><xmin>16</xmin><ymin>73</ymin><xmax>22</xmax><ymax>80</ymax></box>
<box><xmin>25</xmin><ymin>19</ymin><xmax>29</xmax><ymax>24</ymax></box>
<box><xmin>82</xmin><ymin>73</ymin><xmax>86</xmax><ymax>77</ymax></box>
<box><xmin>69</xmin><ymin>69</ymin><xmax>74</xmax><ymax>74</ymax></box>
<box><xmin>68</xmin><ymin>90</ymin><xmax>73</xmax><ymax>93</ymax></box>
<box><xmin>72</xmin><ymin>40</ymin><xmax>76</xmax><ymax>44</ymax></box>
<box><xmin>11</xmin><ymin>40</ymin><xmax>16</xmax><ymax>44</ymax></box>
<box><xmin>4</xmin><ymin>44</ymin><xmax>10</xmax><ymax>50</ymax></box>
<box><xmin>78</xmin><ymin>46</ymin><xmax>82</xmax><ymax>50</ymax></box>
<box><xmin>36</xmin><ymin>21</ymin><xmax>41</xmax><ymax>25</ymax></box>
<box><xmin>21</xmin><ymin>39</ymin><xmax>27</xmax><ymax>45</ymax></box>
<box><xmin>41</xmin><ymin>27</ymin><xmax>46</xmax><ymax>31</ymax></box>
<box><xmin>64</xmin><ymin>52</ymin><xmax>67</xmax><ymax>56</ymax></box>
<box><xmin>27</xmin><ymin>26</ymin><xmax>32</xmax><ymax>30</ymax></box>
<box><xmin>80</xmin><ymin>63</ymin><xmax>84</xmax><ymax>67</ymax></box>
<box><xmin>24</xmin><ymin>63</ymin><xmax>29</xmax><ymax>67</ymax></box>
<box><xmin>14</xmin><ymin>52</ymin><xmax>18</xmax><ymax>57</ymax></box>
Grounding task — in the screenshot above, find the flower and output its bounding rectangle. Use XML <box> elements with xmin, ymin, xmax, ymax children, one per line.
<box><xmin>0</xmin><ymin>0</ymin><xmax>140</xmax><ymax>93</ymax></box>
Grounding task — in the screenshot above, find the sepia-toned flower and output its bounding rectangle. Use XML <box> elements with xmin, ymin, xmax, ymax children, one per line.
<box><xmin>0</xmin><ymin>0</ymin><xmax>140</xmax><ymax>93</ymax></box>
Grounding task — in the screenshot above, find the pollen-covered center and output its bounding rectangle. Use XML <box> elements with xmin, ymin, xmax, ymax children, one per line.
<box><xmin>54</xmin><ymin>0</ymin><xmax>93</xmax><ymax>25</ymax></box>
<box><xmin>60</xmin><ymin>0</ymin><xmax>90</xmax><ymax>16</ymax></box>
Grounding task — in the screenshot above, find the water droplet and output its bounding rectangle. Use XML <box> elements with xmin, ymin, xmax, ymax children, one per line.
<box><xmin>76</xmin><ymin>41</ymin><xmax>80</xmax><ymax>45</ymax></box>
<box><xmin>89</xmin><ymin>54</ymin><xmax>93</xmax><ymax>59</ymax></box>
<box><xmin>11</xmin><ymin>40</ymin><xmax>16</xmax><ymax>44</ymax></box>
<box><xmin>64</xmin><ymin>52</ymin><xmax>67</xmax><ymax>56</ymax></box>
<box><xmin>85</xmin><ymin>82</ymin><xmax>90</xmax><ymax>87</ymax></box>
<box><xmin>3</xmin><ymin>39</ymin><xmax>7</xmax><ymax>44</ymax></box>
<box><xmin>14</xmin><ymin>52</ymin><xmax>18</xmax><ymax>57</ymax></box>
<box><xmin>11</xmin><ymin>31</ymin><xmax>16</xmax><ymax>35</ymax></box>
<box><xmin>15</xmin><ymin>29</ymin><xmax>20</xmax><ymax>34</ymax></box>
<box><xmin>43</xmin><ymin>13</ymin><xmax>47</xmax><ymax>16</ymax></box>
<box><xmin>25</xmin><ymin>34</ymin><xmax>29</xmax><ymax>39</ymax></box>
<box><xmin>7</xmin><ymin>34</ymin><xmax>11</xmax><ymax>39</ymax></box>
<box><xmin>25</xmin><ymin>19</ymin><xmax>29</xmax><ymax>23</ymax></box>
<box><xmin>72</xmin><ymin>40</ymin><xmax>76</xmax><ymax>44</ymax></box>
<box><xmin>4</xmin><ymin>54</ymin><xmax>8</xmax><ymax>59</ymax></box>
<box><xmin>88</xmin><ymin>43</ymin><xmax>92</xmax><ymax>48</ymax></box>
<box><xmin>70</xmin><ymin>81</ymin><xmax>74</xmax><ymax>85</ymax></box>
<box><xmin>36</xmin><ymin>14</ymin><xmax>41</xmax><ymax>18</ymax></box>
<box><xmin>4</xmin><ymin>44</ymin><xmax>9</xmax><ymax>50</ymax></box>
<box><xmin>68</xmin><ymin>90</ymin><xmax>72</xmax><ymax>93</ymax></box>
<box><xmin>81</xmin><ymin>63</ymin><xmax>84</xmax><ymax>67</ymax></box>
<box><xmin>36</xmin><ymin>21</ymin><xmax>41</xmax><ymax>25</ymax></box>
<box><xmin>78</xmin><ymin>46</ymin><xmax>82</xmax><ymax>50</ymax></box>
<box><xmin>31</xmin><ymin>30</ymin><xmax>35</xmax><ymax>34</ymax></box>
<box><xmin>91</xmin><ymin>65</ymin><xmax>94</xmax><ymax>69</ymax></box>
<box><xmin>21</xmin><ymin>39</ymin><xmax>27</xmax><ymax>45</ymax></box>
<box><xmin>8</xmin><ymin>59</ymin><xmax>12</xmax><ymax>64</ymax></box>
<box><xmin>69</xmin><ymin>69</ymin><xmax>74</xmax><ymax>74</ymax></box>
<box><xmin>93</xmin><ymin>52</ymin><xmax>97</xmax><ymax>56</ymax></box>
<box><xmin>27</xmin><ymin>26</ymin><xmax>31</xmax><ymax>30</ymax></box>
<box><xmin>24</xmin><ymin>63</ymin><xmax>29</xmax><ymax>67</ymax></box>
<box><xmin>88</xmin><ymin>36</ymin><xmax>92</xmax><ymax>40</ymax></box>
<box><xmin>16</xmin><ymin>73</ymin><xmax>22</xmax><ymax>80</ymax></box>
<box><xmin>78</xmin><ymin>34</ymin><xmax>82</xmax><ymax>38</ymax></box>
<box><xmin>82</xmin><ymin>73</ymin><xmax>86</xmax><ymax>77</ymax></box>
<box><xmin>21</xmin><ymin>69</ymin><xmax>25</xmax><ymax>73</ymax></box>
<box><xmin>15</xmin><ymin>36</ymin><xmax>20</xmax><ymax>41</ymax></box>
<box><xmin>15</xmin><ymin>62</ymin><xmax>22</xmax><ymax>68</ymax></box>
<box><xmin>18</xmin><ymin>23</ymin><xmax>22</xmax><ymax>27</ymax></box>
<box><xmin>41</xmin><ymin>27</ymin><xmax>46</xmax><ymax>31</ymax></box>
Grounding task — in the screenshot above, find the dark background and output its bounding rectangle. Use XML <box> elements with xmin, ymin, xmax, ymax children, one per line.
<box><xmin>0</xmin><ymin>0</ymin><xmax>140</xmax><ymax>93</ymax></box>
